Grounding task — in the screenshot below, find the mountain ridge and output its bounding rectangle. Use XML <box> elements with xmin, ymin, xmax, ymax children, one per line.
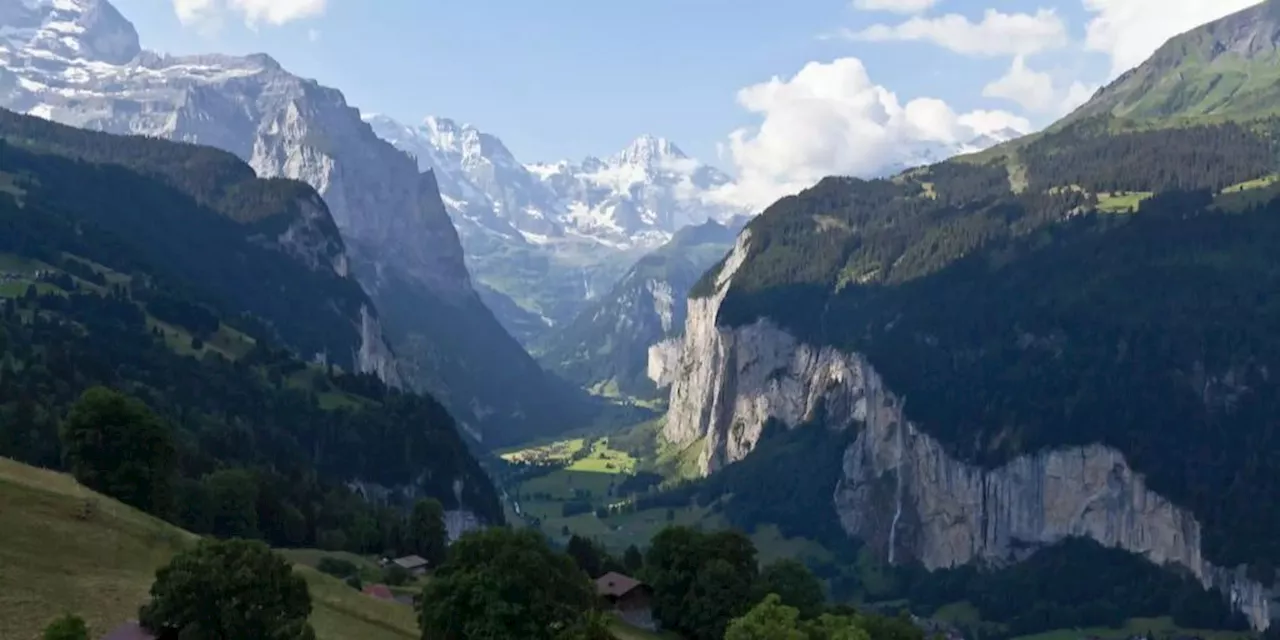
<box><xmin>654</xmin><ymin>2</ymin><xmax>1280</xmax><ymax>632</ymax></box>
<box><xmin>0</xmin><ymin>0</ymin><xmax>595</xmax><ymax>445</ymax></box>
<box><xmin>1066</xmin><ymin>0</ymin><xmax>1280</xmax><ymax>124</ymax></box>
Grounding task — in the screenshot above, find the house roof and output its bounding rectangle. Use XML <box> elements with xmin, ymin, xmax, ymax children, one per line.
<box><xmin>595</xmin><ymin>571</ymin><xmax>647</xmax><ymax>598</ymax></box>
<box><xmin>100</xmin><ymin>621</ymin><xmax>157</xmax><ymax>640</ymax></box>
<box><xmin>363</xmin><ymin>584</ymin><xmax>395</xmax><ymax>600</ymax></box>
<box><xmin>393</xmin><ymin>555</ymin><xmax>428</xmax><ymax>569</ymax></box>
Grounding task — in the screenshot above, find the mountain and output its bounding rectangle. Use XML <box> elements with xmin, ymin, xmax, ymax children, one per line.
<box><xmin>1068</xmin><ymin>0</ymin><xmax>1280</xmax><ymax>123</ymax></box>
<box><xmin>536</xmin><ymin>217</ymin><xmax>745</xmax><ymax>400</ymax></box>
<box><xmin>0</xmin><ymin>108</ymin><xmax>501</xmax><ymax>548</ymax></box>
<box><xmin>364</xmin><ymin>114</ymin><xmax>747</xmax><ymax>344</ymax></box>
<box><xmin>0</xmin><ymin>0</ymin><xmax>593</xmax><ymax>445</ymax></box>
<box><xmin>652</xmin><ymin>2</ymin><xmax>1280</xmax><ymax>633</ymax></box>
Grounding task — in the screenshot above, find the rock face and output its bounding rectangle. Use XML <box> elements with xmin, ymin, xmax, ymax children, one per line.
<box><xmin>537</xmin><ymin>219</ymin><xmax>740</xmax><ymax>398</ymax></box>
<box><xmin>655</xmin><ymin>231</ymin><xmax>1276</xmax><ymax>629</ymax></box>
<box><xmin>0</xmin><ymin>0</ymin><xmax>586</xmax><ymax>441</ymax></box>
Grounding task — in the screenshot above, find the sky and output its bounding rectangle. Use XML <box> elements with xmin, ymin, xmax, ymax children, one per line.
<box><xmin>109</xmin><ymin>0</ymin><xmax>1262</xmax><ymax>208</ymax></box>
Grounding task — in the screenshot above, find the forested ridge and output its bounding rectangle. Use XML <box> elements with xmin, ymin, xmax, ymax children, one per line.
<box><xmin>0</xmin><ymin>111</ymin><xmax>502</xmax><ymax>555</ymax></box>
<box><xmin>0</xmin><ymin>109</ymin><xmax>371</xmax><ymax>371</ymax></box>
<box><xmin>689</xmin><ymin>118</ymin><xmax>1280</xmax><ymax>573</ymax></box>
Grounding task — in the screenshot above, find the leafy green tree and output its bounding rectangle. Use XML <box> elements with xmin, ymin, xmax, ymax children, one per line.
<box><xmin>687</xmin><ymin>558</ymin><xmax>755</xmax><ymax>640</ymax></box>
<box><xmin>406</xmin><ymin>497</ymin><xmax>448</xmax><ymax>568</ymax></box>
<box><xmin>140</xmin><ymin>539</ymin><xmax>314</xmax><ymax>640</ymax></box>
<box><xmin>646</xmin><ymin>527</ymin><xmax>758</xmax><ymax>640</ymax></box>
<box><xmin>757</xmin><ymin>559</ymin><xmax>826</xmax><ymax>619</ymax></box>
<box><xmin>555</xmin><ymin>610</ymin><xmax>615</xmax><ymax>640</ymax></box>
<box><xmin>419</xmin><ymin>528</ymin><xmax>596</xmax><ymax>640</ymax></box>
<box><xmin>567</xmin><ymin>534</ymin><xmax>608</xmax><ymax>578</ymax></box>
<box><xmin>60</xmin><ymin>387</ymin><xmax>174</xmax><ymax>515</ymax></box>
<box><xmin>203</xmin><ymin>468</ymin><xmax>260</xmax><ymax>539</ymax></box>
<box><xmin>725</xmin><ymin>594</ymin><xmax>806</xmax><ymax>640</ymax></box>
<box><xmin>803</xmin><ymin>614</ymin><xmax>873</xmax><ymax>640</ymax></box>
<box><xmin>623</xmin><ymin>544</ymin><xmax>643</xmax><ymax>573</ymax></box>
<box><xmin>42</xmin><ymin>614</ymin><xmax>89</xmax><ymax>640</ymax></box>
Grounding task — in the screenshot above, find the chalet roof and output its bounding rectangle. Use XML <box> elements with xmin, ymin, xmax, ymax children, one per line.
<box><xmin>99</xmin><ymin>621</ymin><xmax>156</xmax><ymax>640</ymax></box>
<box><xmin>392</xmin><ymin>555</ymin><xmax>428</xmax><ymax>569</ymax></box>
<box><xmin>595</xmin><ymin>571</ymin><xmax>646</xmax><ymax>598</ymax></box>
<box><xmin>363</xmin><ymin>584</ymin><xmax>395</xmax><ymax>600</ymax></box>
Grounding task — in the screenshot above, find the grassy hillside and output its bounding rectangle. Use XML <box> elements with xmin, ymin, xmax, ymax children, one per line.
<box><xmin>0</xmin><ymin>457</ymin><xmax>418</xmax><ymax>640</ymax></box>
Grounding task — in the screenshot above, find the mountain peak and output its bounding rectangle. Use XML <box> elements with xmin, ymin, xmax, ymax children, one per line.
<box><xmin>612</xmin><ymin>134</ymin><xmax>688</xmax><ymax>166</ymax></box>
<box><xmin>1065</xmin><ymin>0</ymin><xmax>1280</xmax><ymax>124</ymax></box>
<box><xmin>0</xmin><ymin>0</ymin><xmax>140</xmax><ymax>65</ymax></box>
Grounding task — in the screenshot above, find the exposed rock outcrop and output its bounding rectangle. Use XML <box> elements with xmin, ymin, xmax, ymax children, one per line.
<box><xmin>0</xmin><ymin>0</ymin><xmax>589</xmax><ymax>441</ymax></box>
<box><xmin>654</xmin><ymin>230</ymin><xmax>1276</xmax><ymax>629</ymax></box>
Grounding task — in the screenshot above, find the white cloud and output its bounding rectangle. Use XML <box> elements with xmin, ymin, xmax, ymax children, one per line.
<box><xmin>173</xmin><ymin>0</ymin><xmax>328</xmax><ymax>28</ymax></box>
<box><xmin>852</xmin><ymin>0</ymin><xmax>938</xmax><ymax>14</ymax></box>
<box><xmin>982</xmin><ymin>56</ymin><xmax>1097</xmax><ymax>116</ymax></box>
<box><xmin>1083</xmin><ymin>0</ymin><xmax>1258</xmax><ymax>77</ymax></box>
<box><xmin>847</xmin><ymin>8</ymin><xmax>1068</xmax><ymax>56</ymax></box>
<box><xmin>711</xmin><ymin>58</ymin><xmax>1030</xmax><ymax>209</ymax></box>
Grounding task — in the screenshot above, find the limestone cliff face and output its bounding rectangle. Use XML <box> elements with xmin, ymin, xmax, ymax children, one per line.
<box><xmin>832</xmin><ymin>361</ymin><xmax>1272</xmax><ymax>629</ymax></box>
<box><xmin>654</xmin><ymin>232</ymin><xmax>1275</xmax><ymax>629</ymax></box>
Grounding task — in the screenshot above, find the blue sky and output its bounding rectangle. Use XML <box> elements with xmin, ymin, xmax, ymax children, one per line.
<box><xmin>109</xmin><ymin>0</ymin><xmax>1258</xmax><ymax>206</ymax></box>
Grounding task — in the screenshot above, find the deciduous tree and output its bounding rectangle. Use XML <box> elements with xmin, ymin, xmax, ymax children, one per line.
<box><xmin>140</xmin><ymin>539</ymin><xmax>314</xmax><ymax>640</ymax></box>
<box><xmin>60</xmin><ymin>387</ymin><xmax>174</xmax><ymax>515</ymax></box>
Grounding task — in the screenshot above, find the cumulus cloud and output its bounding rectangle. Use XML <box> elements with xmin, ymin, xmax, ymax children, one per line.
<box><xmin>711</xmin><ymin>58</ymin><xmax>1030</xmax><ymax>209</ymax></box>
<box><xmin>982</xmin><ymin>56</ymin><xmax>1097</xmax><ymax>116</ymax></box>
<box><xmin>846</xmin><ymin>8</ymin><xmax>1068</xmax><ymax>56</ymax></box>
<box><xmin>1083</xmin><ymin>0</ymin><xmax>1258</xmax><ymax>76</ymax></box>
<box><xmin>852</xmin><ymin>0</ymin><xmax>938</xmax><ymax>14</ymax></box>
<box><xmin>173</xmin><ymin>0</ymin><xmax>328</xmax><ymax>28</ymax></box>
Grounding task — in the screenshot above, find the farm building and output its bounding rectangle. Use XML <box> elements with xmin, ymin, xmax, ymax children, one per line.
<box><xmin>595</xmin><ymin>571</ymin><xmax>655</xmax><ymax>630</ymax></box>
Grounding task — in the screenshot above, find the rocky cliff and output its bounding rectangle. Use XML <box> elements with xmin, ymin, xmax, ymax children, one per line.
<box><xmin>537</xmin><ymin>219</ymin><xmax>739</xmax><ymax>398</ymax></box>
<box><xmin>654</xmin><ymin>231</ymin><xmax>1276</xmax><ymax>629</ymax></box>
<box><xmin>0</xmin><ymin>0</ymin><xmax>592</xmax><ymax>442</ymax></box>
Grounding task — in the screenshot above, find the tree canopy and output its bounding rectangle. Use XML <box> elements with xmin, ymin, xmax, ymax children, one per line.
<box><xmin>418</xmin><ymin>528</ymin><xmax>598</xmax><ymax>640</ymax></box>
<box><xmin>60</xmin><ymin>387</ymin><xmax>174</xmax><ymax>515</ymax></box>
<box><xmin>406</xmin><ymin>497</ymin><xmax>448</xmax><ymax>569</ymax></box>
<box><xmin>140</xmin><ymin>539</ymin><xmax>314</xmax><ymax>640</ymax></box>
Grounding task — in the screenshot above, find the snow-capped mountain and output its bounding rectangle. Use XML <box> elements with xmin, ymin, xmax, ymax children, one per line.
<box><xmin>0</xmin><ymin>0</ymin><xmax>595</xmax><ymax>444</ymax></box>
<box><xmin>365</xmin><ymin>114</ymin><xmax>746</xmax><ymax>250</ymax></box>
<box><xmin>880</xmin><ymin>126</ymin><xmax>1025</xmax><ymax>177</ymax></box>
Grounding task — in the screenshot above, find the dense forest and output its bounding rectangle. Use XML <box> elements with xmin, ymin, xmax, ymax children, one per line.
<box><xmin>0</xmin><ymin>110</ymin><xmax>376</xmax><ymax>372</ymax></box>
<box><xmin>0</xmin><ymin>111</ymin><xmax>502</xmax><ymax>555</ymax></box>
<box><xmin>692</xmin><ymin>115</ymin><xmax>1280</xmax><ymax>571</ymax></box>
<box><xmin>627</xmin><ymin>421</ymin><xmax>1245</xmax><ymax>639</ymax></box>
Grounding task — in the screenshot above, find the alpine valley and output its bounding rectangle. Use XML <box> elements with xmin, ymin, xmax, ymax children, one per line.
<box><xmin>0</xmin><ymin>0</ymin><xmax>592</xmax><ymax>446</ymax></box>
<box><xmin>645</xmin><ymin>0</ymin><xmax>1280</xmax><ymax>636</ymax></box>
<box><xmin>6</xmin><ymin>1</ymin><xmax>1280</xmax><ymax>640</ymax></box>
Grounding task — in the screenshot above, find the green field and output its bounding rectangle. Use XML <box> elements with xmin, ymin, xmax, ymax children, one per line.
<box><xmin>1096</xmin><ymin>191</ymin><xmax>1152</xmax><ymax>213</ymax></box>
<box><xmin>0</xmin><ymin>457</ymin><xmax>419</xmax><ymax>640</ymax></box>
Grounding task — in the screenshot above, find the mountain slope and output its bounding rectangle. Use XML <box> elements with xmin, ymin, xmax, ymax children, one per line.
<box><xmin>1067</xmin><ymin>0</ymin><xmax>1280</xmax><ymax>123</ymax></box>
<box><xmin>0</xmin><ymin>108</ymin><xmax>396</xmax><ymax>378</ymax></box>
<box><xmin>655</xmin><ymin>3</ymin><xmax>1280</xmax><ymax>632</ymax></box>
<box><xmin>0</xmin><ymin>0</ymin><xmax>592</xmax><ymax>444</ymax></box>
<box><xmin>365</xmin><ymin>114</ymin><xmax>747</xmax><ymax>344</ymax></box>
<box><xmin>0</xmin><ymin>457</ymin><xmax>419</xmax><ymax>640</ymax></box>
<box><xmin>537</xmin><ymin>219</ymin><xmax>743</xmax><ymax>399</ymax></box>
<box><xmin>0</xmin><ymin>111</ymin><xmax>502</xmax><ymax>524</ymax></box>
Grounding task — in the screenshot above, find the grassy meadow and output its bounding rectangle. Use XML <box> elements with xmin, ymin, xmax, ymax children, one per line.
<box><xmin>0</xmin><ymin>457</ymin><xmax>418</xmax><ymax>640</ymax></box>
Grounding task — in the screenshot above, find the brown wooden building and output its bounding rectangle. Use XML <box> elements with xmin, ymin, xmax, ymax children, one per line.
<box><xmin>595</xmin><ymin>571</ymin><xmax>656</xmax><ymax>630</ymax></box>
